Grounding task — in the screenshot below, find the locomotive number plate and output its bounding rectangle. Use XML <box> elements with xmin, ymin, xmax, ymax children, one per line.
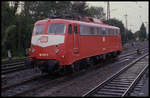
<box><xmin>39</xmin><ymin>53</ymin><xmax>48</xmax><ymax>56</ymax></box>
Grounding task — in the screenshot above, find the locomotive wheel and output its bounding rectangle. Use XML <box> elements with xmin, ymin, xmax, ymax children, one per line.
<box><xmin>24</xmin><ymin>58</ymin><xmax>35</xmax><ymax>68</ymax></box>
<box><xmin>39</xmin><ymin>64</ymin><xmax>49</xmax><ymax>74</ymax></box>
<box><xmin>92</xmin><ymin>56</ymin><xmax>99</xmax><ymax>65</ymax></box>
<box><xmin>72</xmin><ymin>63</ymin><xmax>80</xmax><ymax>73</ymax></box>
<box><xmin>57</xmin><ymin>66</ymin><xmax>67</xmax><ymax>76</ymax></box>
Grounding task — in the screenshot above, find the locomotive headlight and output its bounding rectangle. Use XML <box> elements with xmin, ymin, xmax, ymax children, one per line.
<box><xmin>55</xmin><ymin>45</ymin><xmax>59</xmax><ymax>54</ymax></box>
<box><xmin>56</xmin><ymin>48</ymin><xmax>59</xmax><ymax>53</ymax></box>
<box><xmin>32</xmin><ymin>48</ymin><xmax>35</xmax><ymax>53</ymax></box>
<box><xmin>31</xmin><ymin>45</ymin><xmax>35</xmax><ymax>53</ymax></box>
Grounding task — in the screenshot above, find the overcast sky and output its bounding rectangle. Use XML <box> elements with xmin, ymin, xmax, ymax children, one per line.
<box><xmin>86</xmin><ymin>1</ymin><xmax>149</xmax><ymax>33</ymax></box>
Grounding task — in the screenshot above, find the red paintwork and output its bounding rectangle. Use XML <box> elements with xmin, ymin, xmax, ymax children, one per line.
<box><xmin>29</xmin><ymin>19</ymin><xmax>122</xmax><ymax>66</ymax></box>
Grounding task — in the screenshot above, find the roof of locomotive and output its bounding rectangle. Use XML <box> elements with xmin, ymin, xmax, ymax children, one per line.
<box><xmin>35</xmin><ymin>18</ymin><xmax>120</xmax><ymax>30</ymax></box>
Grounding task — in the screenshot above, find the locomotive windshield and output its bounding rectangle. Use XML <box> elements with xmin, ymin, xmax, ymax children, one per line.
<box><xmin>48</xmin><ymin>24</ymin><xmax>66</xmax><ymax>34</ymax></box>
<box><xmin>33</xmin><ymin>24</ymin><xmax>44</xmax><ymax>34</ymax></box>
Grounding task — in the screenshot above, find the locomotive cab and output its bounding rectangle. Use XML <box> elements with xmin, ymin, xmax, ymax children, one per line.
<box><xmin>28</xmin><ymin>19</ymin><xmax>67</xmax><ymax>73</ymax></box>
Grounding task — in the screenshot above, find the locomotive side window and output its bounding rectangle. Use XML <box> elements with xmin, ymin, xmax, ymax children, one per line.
<box><xmin>108</xmin><ymin>29</ymin><xmax>112</xmax><ymax>36</ymax></box>
<box><xmin>99</xmin><ymin>27</ymin><xmax>102</xmax><ymax>35</ymax></box>
<box><xmin>90</xmin><ymin>27</ymin><xmax>94</xmax><ymax>35</ymax></box>
<box><xmin>107</xmin><ymin>28</ymin><xmax>109</xmax><ymax>36</ymax></box>
<box><xmin>68</xmin><ymin>24</ymin><xmax>72</xmax><ymax>34</ymax></box>
<box><xmin>79</xmin><ymin>24</ymin><xmax>120</xmax><ymax>37</ymax></box>
<box><xmin>108</xmin><ymin>29</ymin><xmax>110</xmax><ymax>36</ymax></box>
<box><xmin>97</xmin><ymin>27</ymin><xmax>99</xmax><ymax>35</ymax></box>
<box><xmin>33</xmin><ymin>24</ymin><xmax>44</xmax><ymax>34</ymax></box>
<box><xmin>116</xmin><ymin>29</ymin><xmax>119</xmax><ymax>36</ymax></box>
<box><xmin>80</xmin><ymin>24</ymin><xmax>84</xmax><ymax>35</ymax></box>
<box><xmin>114</xmin><ymin>29</ymin><xmax>117</xmax><ymax>36</ymax></box>
<box><xmin>106</xmin><ymin>28</ymin><xmax>109</xmax><ymax>36</ymax></box>
<box><xmin>112</xmin><ymin>29</ymin><xmax>114</xmax><ymax>36</ymax></box>
<box><xmin>102</xmin><ymin>28</ymin><xmax>106</xmax><ymax>35</ymax></box>
<box><xmin>80</xmin><ymin>24</ymin><xmax>90</xmax><ymax>35</ymax></box>
<box><xmin>86</xmin><ymin>25</ymin><xmax>90</xmax><ymax>34</ymax></box>
<box><xmin>80</xmin><ymin>24</ymin><xmax>114</xmax><ymax>36</ymax></box>
<box><xmin>89</xmin><ymin>27</ymin><xmax>97</xmax><ymax>35</ymax></box>
<box><xmin>117</xmin><ymin>29</ymin><xmax>120</xmax><ymax>36</ymax></box>
<box><xmin>93</xmin><ymin>27</ymin><xmax>97</xmax><ymax>35</ymax></box>
<box><xmin>110</xmin><ymin>29</ymin><xmax>113</xmax><ymax>36</ymax></box>
<box><xmin>48</xmin><ymin>24</ymin><xmax>66</xmax><ymax>34</ymax></box>
<box><xmin>114</xmin><ymin>29</ymin><xmax>116</xmax><ymax>36</ymax></box>
<box><xmin>80</xmin><ymin>24</ymin><xmax>85</xmax><ymax>35</ymax></box>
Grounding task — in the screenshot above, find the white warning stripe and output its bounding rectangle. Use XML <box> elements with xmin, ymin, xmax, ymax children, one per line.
<box><xmin>31</xmin><ymin>35</ymin><xmax>64</xmax><ymax>47</ymax></box>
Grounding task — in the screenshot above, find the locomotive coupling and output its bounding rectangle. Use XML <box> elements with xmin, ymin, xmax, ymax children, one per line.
<box><xmin>37</xmin><ymin>60</ymin><xmax>59</xmax><ymax>73</ymax></box>
<box><xmin>47</xmin><ymin>60</ymin><xmax>59</xmax><ymax>72</ymax></box>
<box><xmin>24</xmin><ymin>58</ymin><xmax>35</xmax><ymax>68</ymax></box>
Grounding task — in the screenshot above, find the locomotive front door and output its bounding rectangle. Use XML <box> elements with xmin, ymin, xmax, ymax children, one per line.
<box><xmin>73</xmin><ymin>24</ymin><xmax>80</xmax><ymax>56</ymax></box>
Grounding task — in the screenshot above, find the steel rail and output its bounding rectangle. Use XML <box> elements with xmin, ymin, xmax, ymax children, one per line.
<box><xmin>119</xmin><ymin>48</ymin><xmax>148</xmax><ymax>58</ymax></box>
<box><xmin>1</xmin><ymin>64</ymin><xmax>27</xmax><ymax>74</ymax></box>
<box><xmin>82</xmin><ymin>53</ymin><xmax>148</xmax><ymax>97</ymax></box>
<box><xmin>122</xmin><ymin>64</ymin><xmax>148</xmax><ymax>96</ymax></box>
<box><xmin>2</xmin><ymin>74</ymin><xmax>42</xmax><ymax>92</ymax></box>
<box><xmin>2</xmin><ymin>58</ymin><xmax>27</xmax><ymax>65</ymax></box>
<box><xmin>2</xmin><ymin>62</ymin><xmax>24</xmax><ymax>67</ymax></box>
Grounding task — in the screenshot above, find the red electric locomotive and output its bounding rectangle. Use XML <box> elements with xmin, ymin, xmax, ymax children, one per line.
<box><xmin>26</xmin><ymin>17</ymin><xmax>122</xmax><ymax>74</ymax></box>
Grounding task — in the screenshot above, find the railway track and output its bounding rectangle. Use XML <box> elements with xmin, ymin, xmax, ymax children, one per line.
<box><xmin>1</xmin><ymin>48</ymin><xmax>148</xmax><ymax>75</ymax></box>
<box><xmin>119</xmin><ymin>48</ymin><xmax>148</xmax><ymax>58</ymax></box>
<box><xmin>2</xmin><ymin>58</ymin><xmax>27</xmax><ymax>65</ymax></box>
<box><xmin>82</xmin><ymin>53</ymin><xmax>149</xmax><ymax>97</ymax></box>
<box><xmin>1</xmin><ymin>58</ymin><xmax>29</xmax><ymax>74</ymax></box>
<box><xmin>2</xmin><ymin>50</ymin><xmax>148</xmax><ymax>96</ymax></box>
<box><xmin>2</xmin><ymin>70</ymin><xmax>75</xmax><ymax>96</ymax></box>
<box><xmin>2</xmin><ymin>74</ymin><xmax>42</xmax><ymax>92</ymax></box>
<box><xmin>2</xmin><ymin>64</ymin><xmax>26</xmax><ymax>74</ymax></box>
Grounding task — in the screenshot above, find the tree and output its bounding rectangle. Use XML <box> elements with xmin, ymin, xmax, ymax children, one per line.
<box><xmin>126</xmin><ymin>30</ymin><xmax>134</xmax><ymax>41</ymax></box>
<box><xmin>134</xmin><ymin>30</ymin><xmax>140</xmax><ymax>41</ymax></box>
<box><xmin>106</xmin><ymin>19</ymin><xmax>135</xmax><ymax>43</ymax></box>
<box><xmin>104</xmin><ymin>18</ymin><xmax>126</xmax><ymax>43</ymax></box>
<box><xmin>87</xmin><ymin>6</ymin><xmax>106</xmax><ymax>19</ymax></box>
<box><xmin>55</xmin><ymin>1</ymin><xmax>72</xmax><ymax>15</ymax></box>
<box><xmin>71</xmin><ymin>1</ymin><xmax>89</xmax><ymax>17</ymax></box>
<box><xmin>1</xmin><ymin>1</ymin><xmax>19</xmax><ymax>57</ymax></box>
<box><xmin>139</xmin><ymin>23</ymin><xmax>147</xmax><ymax>40</ymax></box>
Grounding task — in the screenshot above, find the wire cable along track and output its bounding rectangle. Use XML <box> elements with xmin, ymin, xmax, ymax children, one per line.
<box><xmin>83</xmin><ymin>53</ymin><xmax>149</xmax><ymax>97</ymax></box>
